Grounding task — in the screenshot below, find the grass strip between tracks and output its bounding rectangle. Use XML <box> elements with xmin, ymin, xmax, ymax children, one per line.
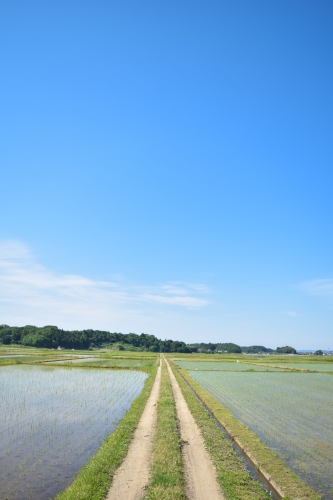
<box><xmin>144</xmin><ymin>358</ymin><xmax>185</xmax><ymax>500</ymax></box>
<box><xmin>56</xmin><ymin>363</ymin><xmax>158</xmax><ymax>500</ymax></box>
<box><xmin>169</xmin><ymin>360</ymin><xmax>320</xmax><ymax>500</ymax></box>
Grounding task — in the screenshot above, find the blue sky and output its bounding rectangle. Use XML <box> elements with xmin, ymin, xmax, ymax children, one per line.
<box><xmin>1</xmin><ymin>0</ymin><xmax>333</xmax><ymax>349</ymax></box>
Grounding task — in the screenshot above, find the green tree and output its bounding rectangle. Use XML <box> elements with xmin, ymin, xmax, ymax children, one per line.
<box><xmin>276</xmin><ymin>346</ymin><xmax>297</xmax><ymax>354</ymax></box>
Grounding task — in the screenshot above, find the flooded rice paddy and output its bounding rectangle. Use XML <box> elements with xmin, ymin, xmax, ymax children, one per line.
<box><xmin>176</xmin><ymin>360</ymin><xmax>283</xmax><ymax>371</ymax></box>
<box><xmin>189</xmin><ymin>370</ymin><xmax>333</xmax><ymax>499</ymax></box>
<box><xmin>0</xmin><ymin>365</ymin><xmax>148</xmax><ymax>500</ymax></box>
<box><xmin>251</xmin><ymin>362</ymin><xmax>333</xmax><ymax>372</ymax></box>
<box><xmin>44</xmin><ymin>357</ymin><xmax>98</xmax><ymax>364</ymax></box>
<box><xmin>50</xmin><ymin>358</ymin><xmax>155</xmax><ymax>367</ymax></box>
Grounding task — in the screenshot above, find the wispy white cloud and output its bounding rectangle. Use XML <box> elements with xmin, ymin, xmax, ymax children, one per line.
<box><xmin>0</xmin><ymin>240</ymin><xmax>209</xmax><ymax>330</ymax></box>
<box><xmin>140</xmin><ymin>292</ymin><xmax>207</xmax><ymax>308</ymax></box>
<box><xmin>298</xmin><ymin>279</ymin><xmax>333</xmax><ymax>299</ymax></box>
<box><xmin>286</xmin><ymin>311</ymin><xmax>298</xmax><ymax>317</ymax></box>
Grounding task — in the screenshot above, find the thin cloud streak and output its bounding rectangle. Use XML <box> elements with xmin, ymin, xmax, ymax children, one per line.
<box><xmin>140</xmin><ymin>293</ymin><xmax>207</xmax><ymax>308</ymax></box>
<box><xmin>298</xmin><ymin>279</ymin><xmax>333</xmax><ymax>298</ymax></box>
<box><xmin>0</xmin><ymin>241</ymin><xmax>209</xmax><ymax>330</ymax></box>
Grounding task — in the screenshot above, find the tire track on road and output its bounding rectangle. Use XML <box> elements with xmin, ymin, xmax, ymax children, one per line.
<box><xmin>165</xmin><ymin>357</ymin><xmax>224</xmax><ymax>500</ymax></box>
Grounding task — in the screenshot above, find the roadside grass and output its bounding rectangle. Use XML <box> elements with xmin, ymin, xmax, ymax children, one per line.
<box><xmin>144</xmin><ymin>359</ymin><xmax>185</xmax><ymax>500</ymax></box>
<box><xmin>55</xmin><ymin>363</ymin><xmax>158</xmax><ymax>500</ymax></box>
<box><xmin>169</xmin><ymin>360</ymin><xmax>320</xmax><ymax>500</ymax></box>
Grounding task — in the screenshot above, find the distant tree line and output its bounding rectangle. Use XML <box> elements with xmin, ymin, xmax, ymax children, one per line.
<box><xmin>192</xmin><ymin>343</ymin><xmax>296</xmax><ymax>354</ymax></box>
<box><xmin>241</xmin><ymin>345</ymin><xmax>275</xmax><ymax>354</ymax></box>
<box><xmin>0</xmin><ymin>325</ymin><xmax>300</xmax><ymax>354</ymax></box>
<box><xmin>0</xmin><ymin>325</ymin><xmax>195</xmax><ymax>353</ymax></box>
<box><xmin>276</xmin><ymin>346</ymin><xmax>297</xmax><ymax>354</ymax></box>
<box><xmin>192</xmin><ymin>342</ymin><xmax>272</xmax><ymax>354</ymax></box>
<box><xmin>192</xmin><ymin>342</ymin><xmax>242</xmax><ymax>353</ymax></box>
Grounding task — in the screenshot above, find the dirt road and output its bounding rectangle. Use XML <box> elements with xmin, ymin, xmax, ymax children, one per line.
<box><xmin>165</xmin><ymin>358</ymin><xmax>224</xmax><ymax>500</ymax></box>
<box><xmin>106</xmin><ymin>361</ymin><xmax>161</xmax><ymax>500</ymax></box>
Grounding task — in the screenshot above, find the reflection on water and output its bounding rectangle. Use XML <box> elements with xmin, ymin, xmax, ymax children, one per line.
<box><xmin>0</xmin><ymin>365</ymin><xmax>147</xmax><ymax>500</ymax></box>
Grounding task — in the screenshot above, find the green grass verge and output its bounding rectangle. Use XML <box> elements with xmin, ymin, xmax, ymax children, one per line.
<box><xmin>144</xmin><ymin>359</ymin><xmax>185</xmax><ymax>500</ymax></box>
<box><xmin>55</xmin><ymin>364</ymin><xmax>158</xmax><ymax>500</ymax></box>
<box><xmin>170</xmin><ymin>361</ymin><xmax>320</xmax><ymax>500</ymax></box>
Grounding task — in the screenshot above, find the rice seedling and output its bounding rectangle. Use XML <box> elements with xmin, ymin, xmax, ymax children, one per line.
<box><xmin>0</xmin><ymin>365</ymin><xmax>148</xmax><ymax>500</ymax></box>
<box><xmin>188</xmin><ymin>370</ymin><xmax>333</xmax><ymax>499</ymax></box>
<box><xmin>49</xmin><ymin>358</ymin><xmax>156</xmax><ymax>367</ymax></box>
<box><xmin>244</xmin><ymin>362</ymin><xmax>333</xmax><ymax>372</ymax></box>
<box><xmin>175</xmin><ymin>360</ymin><xmax>283</xmax><ymax>371</ymax></box>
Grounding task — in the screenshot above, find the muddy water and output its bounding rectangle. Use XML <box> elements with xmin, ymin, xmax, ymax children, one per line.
<box><xmin>0</xmin><ymin>365</ymin><xmax>147</xmax><ymax>500</ymax></box>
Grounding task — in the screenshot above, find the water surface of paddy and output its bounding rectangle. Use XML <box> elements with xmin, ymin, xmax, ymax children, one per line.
<box><xmin>51</xmin><ymin>358</ymin><xmax>155</xmax><ymax>367</ymax></box>
<box><xmin>250</xmin><ymin>362</ymin><xmax>333</xmax><ymax>371</ymax></box>
<box><xmin>0</xmin><ymin>365</ymin><xmax>148</xmax><ymax>500</ymax></box>
<box><xmin>176</xmin><ymin>360</ymin><xmax>283</xmax><ymax>371</ymax></box>
<box><xmin>190</xmin><ymin>371</ymin><xmax>333</xmax><ymax>499</ymax></box>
